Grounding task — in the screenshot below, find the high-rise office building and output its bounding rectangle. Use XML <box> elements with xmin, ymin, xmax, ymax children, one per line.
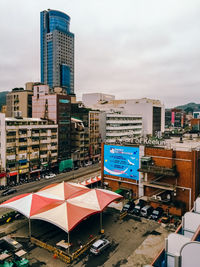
<box><xmin>40</xmin><ymin>9</ymin><xmax>74</xmax><ymax>95</ymax></box>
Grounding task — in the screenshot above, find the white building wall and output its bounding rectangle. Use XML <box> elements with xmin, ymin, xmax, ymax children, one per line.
<box><xmin>82</xmin><ymin>93</ymin><xmax>115</xmax><ymax>107</ymax></box>
<box><xmin>0</xmin><ymin>113</ymin><xmax>6</xmax><ymax>169</ymax></box>
<box><xmin>33</xmin><ymin>84</ymin><xmax>50</xmax><ymax>97</ymax></box>
<box><xmin>85</xmin><ymin>97</ymin><xmax>165</xmax><ymax>136</ymax></box>
<box><xmin>32</xmin><ymin>92</ymin><xmax>57</xmax><ymax>123</ymax></box>
<box><xmin>100</xmin><ymin>112</ymin><xmax>142</xmax><ymax>143</ymax></box>
<box><xmin>123</xmin><ymin>102</ymin><xmax>153</xmax><ymax>135</ymax></box>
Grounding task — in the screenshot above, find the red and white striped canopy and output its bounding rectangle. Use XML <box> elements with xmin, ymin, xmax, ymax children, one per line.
<box><xmin>78</xmin><ymin>176</ymin><xmax>101</xmax><ymax>186</ymax></box>
<box><xmin>0</xmin><ymin>182</ymin><xmax>122</xmax><ymax>232</ymax></box>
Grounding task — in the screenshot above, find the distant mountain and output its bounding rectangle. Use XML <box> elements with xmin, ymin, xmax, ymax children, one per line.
<box><xmin>0</xmin><ymin>91</ymin><xmax>9</xmax><ymax>110</ymax></box>
<box><xmin>175</xmin><ymin>102</ymin><xmax>200</xmax><ymax>113</ymax></box>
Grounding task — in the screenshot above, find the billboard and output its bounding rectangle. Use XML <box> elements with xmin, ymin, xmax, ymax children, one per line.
<box><xmin>104</xmin><ymin>145</ymin><xmax>139</xmax><ymax>180</ymax></box>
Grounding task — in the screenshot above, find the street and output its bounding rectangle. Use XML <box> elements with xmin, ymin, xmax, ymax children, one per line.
<box><xmin>0</xmin><ymin>163</ymin><xmax>101</xmax><ymax>205</ymax></box>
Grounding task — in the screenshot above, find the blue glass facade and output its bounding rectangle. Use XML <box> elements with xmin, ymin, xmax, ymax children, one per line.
<box><xmin>49</xmin><ymin>10</ymin><xmax>70</xmax><ymax>33</ymax></box>
<box><xmin>40</xmin><ymin>12</ymin><xmax>45</xmax><ymax>84</ymax></box>
<box><xmin>40</xmin><ymin>9</ymin><xmax>74</xmax><ymax>94</ymax></box>
<box><xmin>61</xmin><ymin>64</ymin><xmax>71</xmax><ymax>94</ymax></box>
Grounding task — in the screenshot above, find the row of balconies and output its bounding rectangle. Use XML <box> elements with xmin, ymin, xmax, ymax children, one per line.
<box><xmin>7</xmin><ymin>131</ymin><xmax>57</xmax><ymax>138</ymax></box>
<box><xmin>106</xmin><ymin>130</ymin><xmax>142</xmax><ymax>137</ymax></box>
<box><xmin>7</xmin><ymin>139</ymin><xmax>58</xmax><ymax>147</ymax></box>
<box><xmin>106</xmin><ymin>125</ymin><xmax>142</xmax><ymax>131</ymax></box>
<box><xmin>7</xmin><ymin>149</ymin><xmax>57</xmax><ymax>158</ymax></box>
<box><xmin>106</xmin><ymin>119</ymin><xmax>142</xmax><ymax>124</ymax></box>
<box><xmin>139</xmin><ymin>164</ymin><xmax>177</xmax><ymax>177</ymax></box>
<box><xmin>6</xmin><ymin>145</ymin><xmax>57</xmax><ymax>154</ymax></box>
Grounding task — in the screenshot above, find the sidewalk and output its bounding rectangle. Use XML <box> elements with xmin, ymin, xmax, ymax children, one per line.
<box><xmin>121</xmin><ymin>225</ymin><xmax>171</xmax><ymax>267</ymax></box>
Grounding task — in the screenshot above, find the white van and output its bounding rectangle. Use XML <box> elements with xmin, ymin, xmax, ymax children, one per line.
<box><xmin>140</xmin><ymin>205</ymin><xmax>153</xmax><ymax>218</ymax></box>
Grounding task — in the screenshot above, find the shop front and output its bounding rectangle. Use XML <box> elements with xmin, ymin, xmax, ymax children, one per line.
<box><xmin>0</xmin><ymin>172</ymin><xmax>6</xmax><ymax>186</ymax></box>
<box><xmin>8</xmin><ymin>171</ymin><xmax>18</xmax><ymax>185</ymax></box>
<box><xmin>30</xmin><ymin>169</ymin><xmax>41</xmax><ymax>180</ymax></box>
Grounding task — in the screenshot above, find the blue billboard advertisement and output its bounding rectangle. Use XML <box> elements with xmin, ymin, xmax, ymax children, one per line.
<box><xmin>104</xmin><ymin>145</ymin><xmax>139</xmax><ymax>180</ymax></box>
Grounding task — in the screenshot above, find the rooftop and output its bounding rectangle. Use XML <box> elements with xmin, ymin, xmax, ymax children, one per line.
<box><xmin>163</xmin><ymin>136</ymin><xmax>200</xmax><ymax>151</ymax></box>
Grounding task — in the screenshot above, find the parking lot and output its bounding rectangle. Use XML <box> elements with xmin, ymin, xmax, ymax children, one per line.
<box><xmin>0</xmin><ymin>206</ymin><xmax>173</xmax><ymax>267</ymax></box>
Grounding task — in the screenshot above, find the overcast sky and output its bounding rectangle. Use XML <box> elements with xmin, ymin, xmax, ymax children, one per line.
<box><xmin>0</xmin><ymin>0</ymin><xmax>200</xmax><ymax>107</ymax></box>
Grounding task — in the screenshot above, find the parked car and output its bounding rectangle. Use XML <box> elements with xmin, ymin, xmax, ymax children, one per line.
<box><xmin>1</xmin><ymin>188</ymin><xmax>17</xmax><ymax>196</ymax></box>
<box><xmin>150</xmin><ymin>207</ymin><xmax>164</xmax><ymax>220</ymax></box>
<box><xmin>132</xmin><ymin>200</ymin><xmax>146</xmax><ymax>216</ymax></box>
<box><xmin>45</xmin><ymin>173</ymin><xmax>56</xmax><ymax>179</ymax></box>
<box><xmin>63</xmin><ymin>168</ymin><xmax>72</xmax><ymax>172</ymax></box>
<box><xmin>90</xmin><ymin>238</ymin><xmax>110</xmax><ymax>255</ymax></box>
<box><xmin>84</xmin><ymin>161</ymin><xmax>92</xmax><ymax>167</ymax></box>
<box><xmin>140</xmin><ymin>205</ymin><xmax>154</xmax><ymax>218</ymax></box>
<box><xmin>121</xmin><ymin>200</ymin><xmax>135</xmax><ymax>213</ymax></box>
<box><xmin>74</xmin><ymin>166</ymin><xmax>79</xmax><ymax>170</ymax></box>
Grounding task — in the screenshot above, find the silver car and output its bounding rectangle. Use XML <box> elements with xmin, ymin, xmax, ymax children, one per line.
<box><xmin>90</xmin><ymin>239</ymin><xmax>110</xmax><ymax>255</ymax></box>
<box><xmin>45</xmin><ymin>173</ymin><xmax>56</xmax><ymax>179</ymax></box>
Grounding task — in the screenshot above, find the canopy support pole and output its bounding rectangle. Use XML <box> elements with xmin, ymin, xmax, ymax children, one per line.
<box><xmin>68</xmin><ymin>232</ymin><xmax>70</xmax><ymax>255</ymax></box>
<box><xmin>28</xmin><ymin>218</ymin><xmax>31</xmax><ymax>238</ymax></box>
<box><xmin>100</xmin><ymin>212</ymin><xmax>103</xmax><ymax>233</ymax></box>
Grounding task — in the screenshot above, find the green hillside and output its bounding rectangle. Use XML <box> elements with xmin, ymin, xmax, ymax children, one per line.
<box><xmin>175</xmin><ymin>102</ymin><xmax>200</xmax><ymax>113</ymax></box>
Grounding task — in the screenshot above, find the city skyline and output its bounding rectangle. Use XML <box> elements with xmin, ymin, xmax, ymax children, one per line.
<box><xmin>0</xmin><ymin>0</ymin><xmax>200</xmax><ymax>107</ymax></box>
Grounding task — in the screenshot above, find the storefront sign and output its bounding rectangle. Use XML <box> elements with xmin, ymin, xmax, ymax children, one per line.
<box><xmin>132</xmin><ymin>137</ymin><xmax>166</xmax><ymax>146</ymax></box>
<box><xmin>9</xmin><ymin>171</ymin><xmax>18</xmax><ymax>177</ymax></box>
<box><xmin>107</xmin><ymin>136</ymin><xmax>166</xmax><ymax>146</ymax></box>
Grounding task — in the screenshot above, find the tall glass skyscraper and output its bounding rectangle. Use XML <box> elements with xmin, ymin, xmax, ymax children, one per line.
<box><xmin>40</xmin><ymin>9</ymin><xmax>74</xmax><ymax>95</ymax></box>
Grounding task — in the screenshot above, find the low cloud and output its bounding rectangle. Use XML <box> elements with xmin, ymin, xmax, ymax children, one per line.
<box><xmin>0</xmin><ymin>0</ymin><xmax>200</xmax><ymax>107</ymax></box>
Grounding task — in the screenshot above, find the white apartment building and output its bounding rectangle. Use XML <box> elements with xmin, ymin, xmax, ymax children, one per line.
<box><xmin>99</xmin><ymin>112</ymin><xmax>142</xmax><ymax>143</ymax></box>
<box><xmin>0</xmin><ymin>113</ymin><xmax>58</xmax><ymax>186</ymax></box>
<box><xmin>82</xmin><ymin>94</ymin><xmax>165</xmax><ymax>136</ymax></box>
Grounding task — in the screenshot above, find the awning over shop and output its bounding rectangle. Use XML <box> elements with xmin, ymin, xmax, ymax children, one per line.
<box><xmin>19</xmin><ymin>159</ymin><xmax>28</xmax><ymax>164</ymax></box>
<box><xmin>141</xmin><ymin>157</ymin><xmax>152</xmax><ymax>162</ymax></box>
<box><xmin>0</xmin><ymin>172</ymin><xmax>6</xmax><ymax>178</ymax></box>
<box><xmin>42</xmin><ymin>164</ymin><xmax>48</xmax><ymax>167</ymax></box>
<box><xmin>30</xmin><ymin>169</ymin><xmax>41</xmax><ymax>174</ymax></box>
<box><xmin>114</xmin><ymin>189</ymin><xmax>124</xmax><ymax>195</ymax></box>
<box><xmin>9</xmin><ymin>172</ymin><xmax>18</xmax><ymax>177</ymax></box>
<box><xmin>79</xmin><ymin>176</ymin><xmax>101</xmax><ymax>186</ymax></box>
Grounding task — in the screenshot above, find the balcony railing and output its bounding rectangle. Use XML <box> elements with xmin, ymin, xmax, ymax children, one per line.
<box><xmin>142</xmin><ymin>181</ymin><xmax>175</xmax><ymax>191</ymax></box>
<box><xmin>7</xmin><ymin>142</ymin><xmax>16</xmax><ymax>147</ymax></box>
<box><xmin>138</xmin><ymin>165</ymin><xmax>178</xmax><ymax>177</ymax></box>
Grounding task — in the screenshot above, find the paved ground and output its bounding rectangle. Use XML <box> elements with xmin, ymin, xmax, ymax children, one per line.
<box><xmin>0</xmin><ymin>208</ymin><xmax>172</xmax><ymax>267</ymax></box>
<box><xmin>0</xmin><ymin>168</ymin><xmax>174</xmax><ymax>266</ymax></box>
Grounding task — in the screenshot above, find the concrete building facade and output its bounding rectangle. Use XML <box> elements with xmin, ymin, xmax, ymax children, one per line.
<box><xmin>99</xmin><ymin>111</ymin><xmax>142</xmax><ymax>143</ymax></box>
<box><xmin>71</xmin><ymin>103</ymin><xmax>101</xmax><ymax>164</ymax></box>
<box><xmin>32</xmin><ymin>84</ymin><xmax>71</xmax><ymax>161</ymax></box>
<box><xmin>102</xmin><ymin>136</ymin><xmax>200</xmax><ymax>216</ymax></box>
<box><xmin>71</xmin><ymin>117</ymin><xmax>89</xmax><ymax>167</ymax></box>
<box><xmin>89</xmin><ymin>111</ymin><xmax>101</xmax><ymax>162</ymax></box>
<box><xmin>82</xmin><ymin>95</ymin><xmax>165</xmax><ymax>136</ymax></box>
<box><xmin>82</xmin><ymin>93</ymin><xmax>115</xmax><ymax>107</ymax></box>
<box><xmin>0</xmin><ymin>113</ymin><xmax>58</xmax><ymax>186</ymax></box>
<box><xmin>6</xmin><ymin>88</ymin><xmax>33</xmax><ymax>118</ymax></box>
